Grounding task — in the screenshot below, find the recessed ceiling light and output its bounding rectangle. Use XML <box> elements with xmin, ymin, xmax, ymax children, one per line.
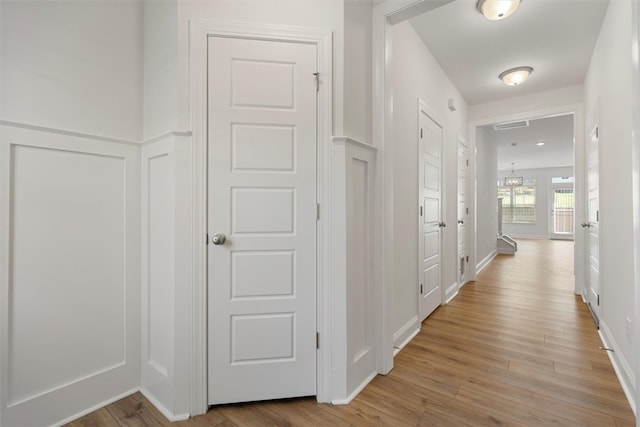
<box><xmin>536</xmin><ymin>142</ymin><xmax>545</xmax><ymax>146</ymax></box>
<box><xmin>499</xmin><ymin>66</ymin><xmax>533</xmax><ymax>86</ymax></box>
<box><xmin>477</xmin><ymin>0</ymin><xmax>521</xmax><ymax>21</ymax></box>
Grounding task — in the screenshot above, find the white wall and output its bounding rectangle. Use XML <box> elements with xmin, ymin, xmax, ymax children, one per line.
<box><xmin>469</xmin><ymin>85</ymin><xmax>583</xmax><ymax>125</ymax></box>
<box><xmin>583</xmin><ymin>0</ymin><xmax>637</xmax><ymax>406</ymax></box>
<box><xmin>0</xmin><ymin>2</ymin><xmax>144</xmax><ymax>425</ymax></box>
<box><xmin>497</xmin><ymin>166</ymin><xmax>574</xmax><ymax>239</ymax></box>
<box><xmin>143</xmin><ymin>0</ymin><xmax>178</xmax><ymax>139</ymax></box>
<box><xmin>390</xmin><ymin>21</ymin><xmax>468</xmax><ymax>344</ymax></box>
<box><xmin>475</xmin><ymin>126</ymin><xmax>498</xmax><ymax>268</ymax></box>
<box><xmin>0</xmin><ymin>0</ymin><xmax>143</xmax><ymax>141</ymax></box>
<box><xmin>344</xmin><ymin>0</ymin><xmax>373</xmax><ymax>143</ymax></box>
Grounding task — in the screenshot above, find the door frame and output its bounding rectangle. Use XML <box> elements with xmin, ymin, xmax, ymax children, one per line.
<box><xmin>585</xmin><ymin>103</ymin><xmax>600</xmax><ymax>320</ymax></box>
<box><xmin>468</xmin><ymin>106</ymin><xmax>584</xmax><ymax>294</ymax></box>
<box><xmin>189</xmin><ymin>19</ymin><xmax>333</xmax><ymax>413</ymax></box>
<box><xmin>457</xmin><ymin>136</ymin><xmax>470</xmax><ymax>286</ymax></box>
<box><xmin>417</xmin><ymin>99</ymin><xmax>446</xmax><ymax>319</ymax></box>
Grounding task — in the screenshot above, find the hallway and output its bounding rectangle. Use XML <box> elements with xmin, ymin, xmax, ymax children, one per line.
<box><xmin>69</xmin><ymin>240</ymin><xmax>635</xmax><ymax>426</ymax></box>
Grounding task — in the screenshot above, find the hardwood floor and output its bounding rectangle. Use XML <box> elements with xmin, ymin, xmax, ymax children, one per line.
<box><xmin>68</xmin><ymin>239</ymin><xmax>635</xmax><ymax>426</ymax></box>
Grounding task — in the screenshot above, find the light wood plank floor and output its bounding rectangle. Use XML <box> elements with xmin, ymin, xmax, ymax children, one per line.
<box><xmin>69</xmin><ymin>239</ymin><xmax>635</xmax><ymax>426</ymax></box>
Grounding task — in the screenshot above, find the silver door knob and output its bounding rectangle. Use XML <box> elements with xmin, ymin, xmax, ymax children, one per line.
<box><xmin>457</xmin><ymin>219</ymin><xmax>464</xmax><ymax>224</ymax></box>
<box><xmin>211</xmin><ymin>233</ymin><xmax>226</xmax><ymax>245</ymax></box>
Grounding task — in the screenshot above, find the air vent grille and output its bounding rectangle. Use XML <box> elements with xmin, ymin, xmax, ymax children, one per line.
<box><xmin>493</xmin><ymin>120</ymin><xmax>529</xmax><ymax>131</ymax></box>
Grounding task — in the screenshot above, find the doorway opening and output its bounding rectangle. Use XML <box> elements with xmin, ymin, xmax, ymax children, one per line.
<box><xmin>473</xmin><ymin>110</ymin><xmax>584</xmax><ymax>297</ymax></box>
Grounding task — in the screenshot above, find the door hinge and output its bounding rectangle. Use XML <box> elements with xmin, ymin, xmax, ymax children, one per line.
<box><xmin>206</xmin><ymin>233</ymin><xmax>209</xmax><ymax>245</ymax></box>
<box><xmin>316</xmin><ymin>203</ymin><xmax>321</xmax><ymax>220</ymax></box>
<box><xmin>466</xmin><ymin>159</ymin><xmax>469</xmax><ymax>167</ymax></box>
<box><xmin>597</xmin><ymin>295</ymin><xmax>600</xmax><ymax>306</ymax></box>
<box><xmin>420</xmin><ymin>206</ymin><xmax>423</xmax><ymax>216</ymax></box>
<box><xmin>466</xmin><ymin>207</ymin><xmax>469</xmax><ymax>215</ymax></box>
<box><xmin>316</xmin><ymin>332</ymin><xmax>320</xmax><ymax>349</ymax></box>
<box><xmin>420</xmin><ymin>283</ymin><xmax>423</xmax><ymax>294</ymax></box>
<box><xmin>596</xmin><ymin>210</ymin><xmax>599</xmax><ymax>222</ymax></box>
<box><xmin>596</xmin><ymin>126</ymin><xmax>599</xmax><ymax>138</ymax></box>
<box><xmin>313</xmin><ymin>72</ymin><xmax>320</xmax><ymax>92</ymax></box>
<box><xmin>420</xmin><ymin>128</ymin><xmax>424</xmax><ymax>139</ymax></box>
<box><xmin>466</xmin><ymin>255</ymin><xmax>469</xmax><ymax>263</ymax></box>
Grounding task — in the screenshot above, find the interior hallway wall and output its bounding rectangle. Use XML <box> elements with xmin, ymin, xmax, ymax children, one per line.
<box><xmin>583</xmin><ymin>0</ymin><xmax>637</xmax><ymax>407</ymax></box>
<box><xmin>475</xmin><ymin>126</ymin><xmax>498</xmax><ymax>269</ymax></box>
<box><xmin>0</xmin><ymin>1</ymin><xmax>143</xmax><ymax>425</ymax></box>
<box><xmin>390</xmin><ymin>20</ymin><xmax>468</xmax><ymax>347</ymax></box>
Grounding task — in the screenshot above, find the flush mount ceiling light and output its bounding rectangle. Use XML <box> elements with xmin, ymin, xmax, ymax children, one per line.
<box><xmin>477</xmin><ymin>0</ymin><xmax>521</xmax><ymax>20</ymax></box>
<box><xmin>536</xmin><ymin>142</ymin><xmax>545</xmax><ymax>146</ymax></box>
<box><xmin>499</xmin><ymin>66</ymin><xmax>533</xmax><ymax>86</ymax></box>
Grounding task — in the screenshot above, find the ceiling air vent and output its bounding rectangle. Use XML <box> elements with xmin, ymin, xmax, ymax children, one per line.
<box><xmin>493</xmin><ymin>120</ymin><xmax>529</xmax><ymax>131</ymax></box>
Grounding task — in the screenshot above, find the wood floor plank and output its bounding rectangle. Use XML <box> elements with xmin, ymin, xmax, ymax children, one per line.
<box><xmin>65</xmin><ymin>408</ymin><xmax>119</xmax><ymax>427</ymax></box>
<box><xmin>68</xmin><ymin>240</ymin><xmax>635</xmax><ymax>427</ymax></box>
<box><xmin>105</xmin><ymin>392</ymin><xmax>173</xmax><ymax>427</ymax></box>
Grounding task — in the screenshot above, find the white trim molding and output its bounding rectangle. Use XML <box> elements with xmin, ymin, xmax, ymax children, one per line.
<box><xmin>392</xmin><ymin>315</ymin><xmax>420</xmax><ymax>355</ymax></box>
<box><xmin>188</xmin><ymin>19</ymin><xmax>333</xmax><ymax>411</ymax></box>
<box><xmin>476</xmin><ymin>250</ymin><xmax>497</xmax><ymax>275</ymax></box>
<box><xmin>599</xmin><ymin>323</ymin><xmax>637</xmax><ymax>415</ymax></box>
<box><xmin>445</xmin><ymin>282</ymin><xmax>459</xmax><ymax>304</ymax></box>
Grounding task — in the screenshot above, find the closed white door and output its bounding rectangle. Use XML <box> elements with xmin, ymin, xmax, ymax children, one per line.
<box><xmin>586</xmin><ymin>123</ymin><xmax>600</xmax><ymax>324</ymax></box>
<box><xmin>457</xmin><ymin>138</ymin><xmax>469</xmax><ymax>284</ymax></box>
<box><xmin>207</xmin><ymin>36</ymin><xmax>318</xmax><ymax>404</ymax></box>
<box><xmin>418</xmin><ymin>106</ymin><xmax>444</xmax><ymax>321</ymax></box>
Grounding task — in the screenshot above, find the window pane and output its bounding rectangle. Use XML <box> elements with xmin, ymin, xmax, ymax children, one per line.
<box><xmin>497</xmin><ymin>183</ymin><xmax>536</xmax><ymax>224</ymax></box>
<box><xmin>512</xmin><ymin>185</ymin><xmax>536</xmax><ymax>222</ymax></box>
<box><xmin>554</xmin><ymin>188</ymin><xmax>574</xmax><ymax>233</ymax></box>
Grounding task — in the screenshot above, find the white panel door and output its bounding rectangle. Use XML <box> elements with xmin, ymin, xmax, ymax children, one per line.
<box><xmin>207</xmin><ymin>37</ymin><xmax>317</xmax><ymax>404</ymax></box>
<box><xmin>586</xmin><ymin>123</ymin><xmax>600</xmax><ymax>324</ymax></box>
<box><xmin>457</xmin><ymin>138</ymin><xmax>469</xmax><ymax>284</ymax></box>
<box><xmin>418</xmin><ymin>106</ymin><xmax>444</xmax><ymax>322</ymax></box>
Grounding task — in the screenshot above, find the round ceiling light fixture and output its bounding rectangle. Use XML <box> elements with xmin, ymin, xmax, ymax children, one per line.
<box><xmin>477</xmin><ymin>0</ymin><xmax>521</xmax><ymax>21</ymax></box>
<box><xmin>499</xmin><ymin>66</ymin><xmax>533</xmax><ymax>86</ymax></box>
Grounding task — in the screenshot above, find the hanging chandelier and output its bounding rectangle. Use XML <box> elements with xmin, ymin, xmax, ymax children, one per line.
<box><xmin>504</xmin><ymin>162</ymin><xmax>523</xmax><ymax>186</ymax></box>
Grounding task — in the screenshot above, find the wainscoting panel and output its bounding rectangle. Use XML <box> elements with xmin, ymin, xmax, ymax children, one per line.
<box><xmin>140</xmin><ymin>134</ymin><xmax>191</xmax><ymax>421</ymax></box>
<box><xmin>330</xmin><ymin>137</ymin><xmax>378</xmax><ymax>404</ymax></box>
<box><xmin>0</xmin><ymin>124</ymin><xmax>140</xmax><ymax>427</ymax></box>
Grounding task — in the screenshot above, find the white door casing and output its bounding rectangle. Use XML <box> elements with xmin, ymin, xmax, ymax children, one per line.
<box><xmin>418</xmin><ymin>102</ymin><xmax>444</xmax><ymax>322</ymax></box>
<box><xmin>207</xmin><ymin>36</ymin><xmax>318</xmax><ymax>404</ymax></box>
<box><xmin>457</xmin><ymin>138</ymin><xmax>469</xmax><ymax>285</ymax></box>
<box><xmin>586</xmin><ymin>120</ymin><xmax>600</xmax><ymax>325</ymax></box>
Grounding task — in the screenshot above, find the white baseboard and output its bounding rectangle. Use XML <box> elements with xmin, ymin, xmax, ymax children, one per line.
<box><xmin>476</xmin><ymin>250</ymin><xmax>497</xmax><ymax>275</ymax></box>
<box><xmin>330</xmin><ymin>371</ymin><xmax>377</xmax><ymax>405</ymax></box>
<box><xmin>393</xmin><ymin>315</ymin><xmax>420</xmax><ymax>356</ymax></box>
<box><xmin>445</xmin><ymin>282</ymin><xmax>459</xmax><ymax>304</ymax></box>
<box><xmin>55</xmin><ymin>387</ymin><xmax>139</xmax><ymax>426</ymax></box>
<box><xmin>140</xmin><ymin>388</ymin><xmax>190</xmax><ymax>422</ymax></box>
<box><xmin>598</xmin><ymin>322</ymin><xmax>637</xmax><ymax>416</ymax></box>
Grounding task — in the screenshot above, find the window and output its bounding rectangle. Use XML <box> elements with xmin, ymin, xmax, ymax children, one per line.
<box><xmin>498</xmin><ymin>178</ymin><xmax>536</xmax><ymax>223</ymax></box>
